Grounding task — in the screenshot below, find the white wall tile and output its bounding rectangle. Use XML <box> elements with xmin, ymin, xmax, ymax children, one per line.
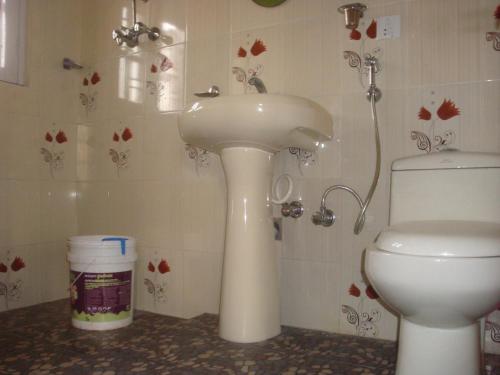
<box><xmin>280</xmin><ymin>259</ymin><xmax>341</xmax><ymax>332</ymax></box>
<box><xmin>39</xmin><ymin>242</ymin><xmax>70</xmax><ymax>303</ymax></box>
<box><xmin>182</xmin><ymin>250</ymin><xmax>222</xmax><ymax>318</ymax></box>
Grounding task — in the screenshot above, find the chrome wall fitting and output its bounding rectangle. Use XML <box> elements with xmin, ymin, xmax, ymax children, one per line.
<box><xmin>194</xmin><ymin>85</ymin><xmax>220</xmax><ymax>98</ymax></box>
<box><xmin>62</xmin><ymin>58</ymin><xmax>83</xmax><ymax>70</ymax></box>
<box><xmin>112</xmin><ymin>0</ymin><xmax>161</xmax><ymax>47</ymax></box>
<box><xmin>311</xmin><ymin>206</ymin><xmax>335</xmax><ymax>226</ymax></box>
<box><xmin>281</xmin><ymin>201</ymin><xmax>304</xmax><ymax>219</ymax></box>
<box><xmin>338</xmin><ymin>3</ymin><xmax>367</xmax><ymax>30</ymax></box>
<box><xmin>365</xmin><ymin>55</ymin><xmax>382</xmax><ymax>102</ymax></box>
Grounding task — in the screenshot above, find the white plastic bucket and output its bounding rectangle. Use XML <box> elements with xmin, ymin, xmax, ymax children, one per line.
<box><xmin>68</xmin><ymin>235</ymin><xmax>137</xmax><ymax>331</ymax></box>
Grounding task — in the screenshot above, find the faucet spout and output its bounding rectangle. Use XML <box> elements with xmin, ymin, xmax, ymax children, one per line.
<box><xmin>248</xmin><ymin>77</ymin><xmax>268</xmax><ymax>94</ymax></box>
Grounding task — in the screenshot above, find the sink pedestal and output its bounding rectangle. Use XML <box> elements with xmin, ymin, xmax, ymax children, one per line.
<box><xmin>219</xmin><ymin>147</ymin><xmax>281</xmax><ymax>343</ymax></box>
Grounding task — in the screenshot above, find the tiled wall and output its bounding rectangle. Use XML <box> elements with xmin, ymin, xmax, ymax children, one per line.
<box><xmin>76</xmin><ymin>0</ymin><xmax>228</xmax><ymax>319</ymax></box>
<box><xmin>0</xmin><ymin>0</ymin><xmax>81</xmax><ymax>312</ymax></box>
<box><xmin>2</xmin><ymin>0</ymin><xmax>498</xmax><ymax>353</ymax></box>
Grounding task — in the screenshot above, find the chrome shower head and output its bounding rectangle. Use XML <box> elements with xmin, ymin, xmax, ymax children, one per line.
<box><xmin>338</xmin><ymin>3</ymin><xmax>367</xmax><ymax>29</ymax></box>
<box><xmin>62</xmin><ymin>58</ymin><xmax>83</xmax><ymax>70</ymax></box>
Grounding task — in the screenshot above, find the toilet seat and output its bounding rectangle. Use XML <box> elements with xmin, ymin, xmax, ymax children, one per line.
<box><xmin>375</xmin><ymin>220</ymin><xmax>500</xmax><ymax>258</ymax></box>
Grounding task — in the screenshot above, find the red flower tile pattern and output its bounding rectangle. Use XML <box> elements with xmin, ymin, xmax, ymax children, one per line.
<box><xmin>365</xmin><ymin>285</ymin><xmax>379</xmax><ymax>299</ymax></box>
<box><xmin>83</xmin><ymin>77</ymin><xmax>89</xmax><ymax>86</ymax></box>
<box><xmin>158</xmin><ymin>260</ymin><xmax>170</xmax><ymax>274</ymax></box>
<box><xmin>0</xmin><ymin>263</ymin><xmax>7</xmax><ymax>273</ymax></box>
<box><xmin>495</xmin><ymin>5</ymin><xmax>500</xmax><ymax>20</ymax></box>
<box><xmin>151</xmin><ymin>64</ymin><xmax>158</xmax><ymax>73</ymax></box>
<box><xmin>350</xmin><ymin>29</ymin><xmax>362</xmax><ymax>40</ymax></box>
<box><xmin>418</xmin><ymin>107</ymin><xmax>432</xmax><ymax>121</ymax></box>
<box><xmin>238</xmin><ymin>47</ymin><xmax>247</xmax><ymax>58</ymax></box>
<box><xmin>121</xmin><ymin>127</ymin><xmax>133</xmax><ymax>142</ymax></box>
<box><xmin>90</xmin><ymin>72</ymin><xmax>101</xmax><ymax>85</ymax></box>
<box><xmin>349</xmin><ymin>283</ymin><xmax>361</xmax><ymax>297</ymax></box>
<box><xmin>45</xmin><ymin>132</ymin><xmax>53</xmax><ymax>142</ymax></box>
<box><xmin>160</xmin><ymin>56</ymin><xmax>174</xmax><ymax>71</ymax></box>
<box><xmin>148</xmin><ymin>262</ymin><xmax>155</xmax><ymax>272</ymax></box>
<box><xmin>436</xmin><ymin>99</ymin><xmax>460</xmax><ymax>120</ymax></box>
<box><xmin>113</xmin><ymin>132</ymin><xmax>120</xmax><ymax>142</ymax></box>
<box><xmin>11</xmin><ymin>257</ymin><xmax>25</xmax><ymax>272</ymax></box>
<box><xmin>250</xmin><ymin>39</ymin><xmax>266</xmax><ymax>56</ymax></box>
<box><xmin>55</xmin><ymin>131</ymin><xmax>68</xmax><ymax>144</ymax></box>
<box><xmin>366</xmin><ymin>20</ymin><xmax>377</xmax><ymax>39</ymax></box>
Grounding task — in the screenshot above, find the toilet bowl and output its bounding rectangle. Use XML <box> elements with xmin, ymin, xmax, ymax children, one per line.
<box><xmin>366</xmin><ymin>221</ymin><xmax>500</xmax><ymax>375</ymax></box>
<box><xmin>364</xmin><ymin>151</ymin><xmax>500</xmax><ymax>375</ymax></box>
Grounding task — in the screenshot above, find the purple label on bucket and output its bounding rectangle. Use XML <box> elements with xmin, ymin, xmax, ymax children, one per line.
<box><xmin>70</xmin><ymin>271</ymin><xmax>131</xmax><ymax>320</ymax></box>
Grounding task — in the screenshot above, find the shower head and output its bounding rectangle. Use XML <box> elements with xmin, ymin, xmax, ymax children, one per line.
<box><xmin>338</xmin><ymin>3</ymin><xmax>367</xmax><ymax>29</ymax></box>
<box><xmin>62</xmin><ymin>58</ymin><xmax>83</xmax><ymax>70</ymax></box>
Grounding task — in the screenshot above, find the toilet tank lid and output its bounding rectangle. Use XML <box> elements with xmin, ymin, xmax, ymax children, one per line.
<box><xmin>375</xmin><ymin>221</ymin><xmax>500</xmax><ymax>257</ymax></box>
<box><xmin>392</xmin><ymin>151</ymin><xmax>500</xmax><ymax>171</ymax></box>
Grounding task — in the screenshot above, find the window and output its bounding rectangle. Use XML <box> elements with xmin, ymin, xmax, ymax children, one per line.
<box><xmin>0</xmin><ymin>0</ymin><xmax>26</xmax><ymax>85</ymax></box>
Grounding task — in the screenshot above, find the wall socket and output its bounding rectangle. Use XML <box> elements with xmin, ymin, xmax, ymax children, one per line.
<box><xmin>376</xmin><ymin>15</ymin><xmax>401</xmax><ymax>40</ymax></box>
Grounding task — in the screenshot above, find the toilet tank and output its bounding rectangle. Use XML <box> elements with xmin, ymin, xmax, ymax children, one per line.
<box><xmin>389</xmin><ymin>151</ymin><xmax>500</xmax><ymax>225</ymax></box>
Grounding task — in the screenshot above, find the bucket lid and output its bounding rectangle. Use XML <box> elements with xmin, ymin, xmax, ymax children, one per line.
<box><xmin>69</xmin><ymin>235</ymin><xmax>136</xmax><ymax>258</ymax></box>
<box><xmin>375</xmin><ymin>221</ymin><xmax>500</xmax><ymax>258</ymax></box>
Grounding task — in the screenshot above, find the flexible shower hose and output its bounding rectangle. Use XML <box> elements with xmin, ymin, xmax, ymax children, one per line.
<box><xmin>353</xmin><ymin>93</ymin><xmax>381</xmax><ymax>234</ymax></box>
<box><xmin>318</xmin><ymin>93</ymin><xmax>381</xmax><ymax>234</ymax></box>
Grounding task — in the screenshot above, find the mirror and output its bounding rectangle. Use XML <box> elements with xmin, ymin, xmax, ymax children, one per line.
<box><xmin>0</xmin><ymin>0</ymin><xmax>27</xmax><ymax>85</ymax></box>
<box><xmin>252</xmin><ymin>0</ymin><xmax>287</xmax><ymax>7</ymax></box>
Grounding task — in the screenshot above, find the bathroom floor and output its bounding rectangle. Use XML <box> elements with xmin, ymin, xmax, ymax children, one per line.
<box><xmin>0</xmin><ymin>300</ymin><xmax>499</xmax><ymax>375</ymax></box>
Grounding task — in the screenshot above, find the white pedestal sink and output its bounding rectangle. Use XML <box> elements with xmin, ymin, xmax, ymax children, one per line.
<box><xmin>179</xmin><ymin>94</ymin><xmax>332</xmax><ymax>343</ymax></box>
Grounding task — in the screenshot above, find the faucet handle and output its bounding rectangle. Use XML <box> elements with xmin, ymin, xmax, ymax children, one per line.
<box><xmin>194</xmin><ymin>85</ymin><xmax>220</xmax><ymax>98</ymax></box>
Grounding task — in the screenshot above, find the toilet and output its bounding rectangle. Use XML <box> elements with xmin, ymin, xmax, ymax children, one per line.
<box><xmin>365</xmin><ymin>151</ymin><xmax>500</xmax><ymax>375</ymax></box>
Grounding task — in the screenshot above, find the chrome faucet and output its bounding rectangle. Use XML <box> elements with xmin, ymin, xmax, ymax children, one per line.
<box><xmin>248</xmin><ymin>77</ymin><xmax>267</xmax><ymax>94</ymax></box>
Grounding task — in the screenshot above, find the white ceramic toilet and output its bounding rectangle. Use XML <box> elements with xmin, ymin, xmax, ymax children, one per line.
<box><xmin>365</xmin><ymin>151</ymin><xmax>500</xmax><ymax>375</ymax></box>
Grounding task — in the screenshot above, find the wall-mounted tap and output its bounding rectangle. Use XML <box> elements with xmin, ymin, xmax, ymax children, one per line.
<box><xmin>112</xmin><ymin>0</ymin><xmax>161</xmax><ymax>48</ymax></box>
<box><xmin>62</xmin><ymin>58</ymin><xmax>83</xmax><ymax>70</ymax></box>
<box><xmin>248</xmin><ymin>76</ymin><xmax>268</xmax><ymax>94</ymax></box>
<box><xmin>364</xmin><ymin>54</ymin><xmax>382</xmax><ymax>102</ymax></box>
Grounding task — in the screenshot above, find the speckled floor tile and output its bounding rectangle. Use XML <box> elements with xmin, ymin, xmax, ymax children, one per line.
<box><xmin>0</xmin><ymin>300</ymin><xmax>498</xmax><ymax>375</ymax></box>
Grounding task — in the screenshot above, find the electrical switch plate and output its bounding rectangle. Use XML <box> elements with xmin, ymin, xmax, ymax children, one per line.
<box><xmin>376</xmin><ymin>15</ymin><xmax>401</xmax><ymax>40</ymax></box>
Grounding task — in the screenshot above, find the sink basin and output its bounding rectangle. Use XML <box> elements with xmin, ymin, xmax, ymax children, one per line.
<box><xmin>178</xmin><ymin>94</ymin><xmax>333</xmax><ymax>153</ymax></box>
<box><xmin>178</xmin><ymin>94</ymin><xmax>333</xmax><ymax>344</ymax></box>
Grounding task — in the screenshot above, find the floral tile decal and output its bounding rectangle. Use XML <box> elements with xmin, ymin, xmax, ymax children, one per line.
<box><xmin>109</xmin><ymin>127</ymin><xmax>133</xmax><ymax>176</ymax></box>
<box><xmin>232</xmin><ymin>38</ymin><xmax>267</xmax><ymax>93</ymax></box>
<box><xmin>288</xmin><ymin>147</ymin><xmax>315</xmax><ymax>176</ymax></box>
<box><xmin>40</xmin><ymin>127</ymin><xmax>68</xmax><ymax>178</ymax></box>
<box><xmin>485</xmin><ymin>5</ymin><xmax>500</xmax><ymax>51</ymax></box>
<box><xmin>185</xmin><ymin>144</ymin><xmax>209</xmax><ymax>175</ymax></box>
<box><xmin>146</xmin><ymin>53</ymin><xmax>174</xmax><ymax>98</ymax></box>
<box><xmin>342</xmin><ymin>281</ymin><xmax>381</xmax><ymax>337</ymax></box>
<box><xmin>486</xmin><ymin>310</ymin><xmax>500</xmax><ymax>345</ymax></box>
<box><xmin>411</xmin><ymin>96</ymin><xmax>460</xmax><ymax>153</ymax></box>
<box><xmin>144</xmin><ymin>258</ymin><xmax>170</xmax><ymax>307</ymax></box>
<box><xmin>0</xmin><ymin>251</ymin><xmax>26</xmax><ymax>310</ymax></box>
<box><xmin>348</xmin><ymin>19</ymin><xmax>377</xmax><ymax>41</ymax></box>
<box><xmin>79</xmin><ymin>71</ymin><xmax>101</xmax><ymax>114</ymax></box>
